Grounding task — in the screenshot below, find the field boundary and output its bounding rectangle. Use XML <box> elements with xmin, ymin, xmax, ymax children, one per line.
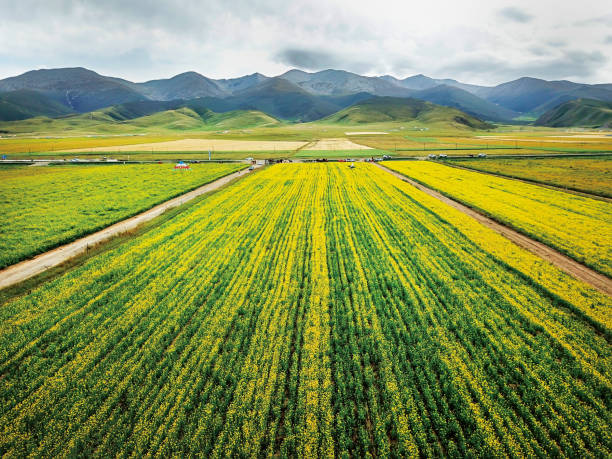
<box><xmin>376</xmin><ymin>163</ymin><xmax>612</xmax><ymax>296</ymax></box>
<box><xmin>0</xmin><ymin>165</ymin><xmax>262</xmax><ymax>290</ymax></box>
<box><xmin>442</xmin><ymin>160</ymin><xmax>612</xmax><ymax>202</ymax></box>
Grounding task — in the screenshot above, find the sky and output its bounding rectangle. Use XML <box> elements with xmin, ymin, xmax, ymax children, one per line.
<box><xmin>0</xmin><ymin>0</ymin><xmax>611</xmax><ymax>85</ymax></box>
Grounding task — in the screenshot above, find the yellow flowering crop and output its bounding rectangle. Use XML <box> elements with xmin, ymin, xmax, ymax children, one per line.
<box><xmin>0</xmin><ymin>163</ymin><xmax>609</xmax><ymax>457</ymax></box>
<box><xmin>386</xmin><ymin>160</ymin><xmax>612</xmax><ymax>276</ymax></box>
<box><xmin>0</xmin><ymin>163</ymin><xmax>244</xmax><ymax>268</ymax></box>
<box><xmin>450</xmin><ymin>156</ymin><xmax>612</xmax><ymax>198</ymax></box>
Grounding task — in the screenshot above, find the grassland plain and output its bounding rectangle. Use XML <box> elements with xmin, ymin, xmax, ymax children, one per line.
<box><xmin>385</xmin><ymin>161</ymin><xmax>612</xmax><ymax>277</ymax></box>
<box><xmin>2</xmin><ymin>122</ymin><xmax>611</xmax><ymax>159</ymax></box>
<box><xmin>0</xmin><ymin>163</ymin><xmax>244</xmax><ymax>269</ymax></box>
<box><xmin>0</xmin><ymin>163</ymin><xmax>610</xmax><ymax>457</ymax></box>
<box><xmin>449</xmin><ymin>156</ymin><xmax>612</xmax><ymax>198</ymax></box>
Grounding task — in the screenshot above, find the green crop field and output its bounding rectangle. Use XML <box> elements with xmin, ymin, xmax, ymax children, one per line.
<box><xmin>385</xmin><ymin>161</ymin><xmax>612</xmax><ymax>277</ymax></box>
<box><xmin>0</xmin><ymin>163</ymin><xmax>609</xmax><ymax>457</ymax></box>
<box><xmin>2</xmin><ymin>118</ymin><xmax>611</xmax><ymax>160</ymax></box>
<box><xmin>449</xmin><ymin>156</ymin><xmax>612</xmax><ymax>197</ymax></box>
<box><xmin>0</xmin><ymin>163</ymin><xmax>244</xmax><ymax>268</ymax></box>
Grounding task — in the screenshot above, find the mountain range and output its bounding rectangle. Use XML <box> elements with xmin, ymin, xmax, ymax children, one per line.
<box><xmin>1</xmin><ymin>67</ymin><xmax>611</xmax><ymax>126</ymax></box>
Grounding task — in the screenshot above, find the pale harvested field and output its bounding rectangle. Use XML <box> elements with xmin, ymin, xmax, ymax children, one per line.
<box><xmin>345</xmin><ymin>131</ymin><xmax>388</xmax><ymax>135</ymax></box>
<box><xmin>62</xmin><ymin>138</ymin><xmax>308</xmax><ymax>153</ymax></box>
<box><xmin>303</xmin><ymin>138</ymin><xmax>373</xmax><ymax>150</ymax></box>
<box><xmin>476</xmin><ymin>136</ymin><xmax>612</xmax><ymax>143</ymax></box>
<box><xmin>553</xmin><ymin>134</ymin><xmax>612</xmax><ymax>139</ymax></box>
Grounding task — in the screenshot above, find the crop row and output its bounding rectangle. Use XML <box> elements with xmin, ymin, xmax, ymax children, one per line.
<box><xmin>0</xmin><ymin>163</ymin><xmax>609</xmax><ymax>456</ymax></box>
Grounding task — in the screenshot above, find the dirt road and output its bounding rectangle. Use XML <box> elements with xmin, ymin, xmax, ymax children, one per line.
<box><xmin>0</xmin><ymin>165</ymin><xmax>261</xmax><ymax>290</ymax></box>
<box><xmin>376</xmin><ymin>163</ymin><xmax>612</xmax><ymax>296</ymax></box>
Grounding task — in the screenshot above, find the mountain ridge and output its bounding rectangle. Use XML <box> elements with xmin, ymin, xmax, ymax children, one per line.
<box><xmin>321</xmin><ymin>96</ymin><xmax>492</xmax><ymax>129</ymax></box>
<box><xmin>534</xmin><ymin>98</ymin><xmax>612</xmax><ymax>128</ymax></box>
<box><xmin>1</xmin><ymin>67</ymin><xmax>611</xmax><ymax>124</ymax></box>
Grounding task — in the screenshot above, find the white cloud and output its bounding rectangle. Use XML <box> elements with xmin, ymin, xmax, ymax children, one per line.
<box><xmin>0</xmin><ymin>0</ymin><xmax>610</xmax><ymax>84</ymax></box>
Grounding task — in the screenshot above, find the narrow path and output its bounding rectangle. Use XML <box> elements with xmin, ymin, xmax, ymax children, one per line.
<box><xmin>376</xmin><ymin>163</ymin><xmax>612</xmax><ymax>296</ymax></box>
<box><xmin>0</xmin><ymin>165</ymin><xmax>261</xmax><ymax>290</ymax></box>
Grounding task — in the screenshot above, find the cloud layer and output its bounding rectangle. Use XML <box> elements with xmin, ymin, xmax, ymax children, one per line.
<box><xmin>0</xmin><ymin>0</ymin><xmax>610</xmax><ymax>85</ymax></box>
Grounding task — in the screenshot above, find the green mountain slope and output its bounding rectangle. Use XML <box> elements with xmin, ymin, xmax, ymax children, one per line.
<box><xmin>534</xmin><ymin>98</ymin><xmax>612</xmax><ymax>127</ymax></box>
<box><xmin>412</xmin><ymin>85</ymin><xmax>519</xmax><ymax>121</ymax></box>
<box><xmin>126</xmin><ymin>107</ymin><xmax>279</xmax><ymax>130</ymax></box>
<box><xmin>0</xmin><ymin>68</ymin><xmax>147</xmax><ymax>112</ymax></box>
<box><xmin>0</xmin><ymin>107</ymin><xmax>280</xmax><ymax>134</ymax></box>
<box><xmin>321</xmin><ymin>96</ymin><xmax>492</xmax><ymax>129</ymax></box>
<box><xmin>0</xmin><ymin>90</ymin><xmax>75</xmax><ymax>121</ymax></box>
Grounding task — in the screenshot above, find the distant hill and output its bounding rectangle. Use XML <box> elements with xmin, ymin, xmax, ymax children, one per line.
<box><xmin>473</xmin><ymin>77</ymin><xmax>612</xmax><ymax>114</ymax></box>
<box><xmin>530</xmin><ymin>86</ymin><xmax>612</xmax><ymax>115</ymax></box>
<box><xmin>0</xmin><ymin>89</ymin><xmax>75</xmax><ymax>121</ymax></box>
<box><xmin>382</xmin><ymin>74</ymin><xmax>485</xmax><ymax>94</ymax></box>
<box><xmin>279</xmin><ymin>69</ymin><xmax>411</xmax><ymax>97</ymax></box>
<box><xmin>0</xmin><ymin>67</ymin><xmax>147</xmax><ymax>112</ymax></box>
<box><xmin>227</xmin><ymin>77</ymin><xmax>339</xmax><ymax>120</ymax></box>
<box><xmin>279</xmin><ymin>71</ymin><xmax>520</xmax><ymax>121</ymax></box>
<box><xmin>124</xmin><ymin>107</ymin><xmax>279</xmax><ymax>131</ymax></box>
<box><xmin>188</xmin><ymin>78</ymin><xmax>373</xmax><ymax>122</ymax></box>
<box><xmin>534</xmin><ymin>99</ymin><xmax>612</xmax><ymax>128</ymax></box>
<box><xmin>1</xmin><ymin>66</ymin><xmax>611</xmax><ymax>124</ymax></box>
<box><xmin>134</xmin><ymin>72</ymin><xmax>227</xmax><ymax>100</ymax></box>
<box><xmin>411</xmin><ymin>85</ymin><xmax>518</xmax><ymax>122</ymax></box>
<box><xmin>215</xmin><ymin>73</ymin><xmax>270</xmax><ymax>93</ymax></box>
<box><xmin>321</xmin><ymin>96</ymin><xmax>492</xmax><ymax>129</ymax></box>
<box><xmin>0</xmin><ymin>106</ymin><xmax>279</xmax><ymax>134</ymax></box>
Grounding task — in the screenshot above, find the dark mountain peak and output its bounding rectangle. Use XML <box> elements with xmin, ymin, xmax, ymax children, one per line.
<box><xmin>279</xmin><ymin>69</ymin><xmax>411</xmax><ymax>97</ymax></box>
<box><xmin>144</xmin><ymin>71</ymin><xmax>211</xmax><ymax>85</ymax></box>
<box><xmin>412</xmin><ymin>84</ymin><xmax>520</xmax><ymax>121</ymax></box>
<box><xmin>393</xmin><ymin>74</ymin><xmax>438</xmax><ymax>90</ymax></box>
<box><xmin>137</xmin><ymin>71</ymin><xmax>226</xmax><ymax>100</ymax></box>
<box><xmin>214</xmin><ymin>72</ymin><xmax>270</xmax><ymax>93</ymax></box>
<box><xmin>280</xmin><ymin>69</ymin><xmax>311</xmax><ymax>78</ymax></box>
<box><xmin>171</xmin><ymin>71</ymin><xmax>208</xmax><ymax>80</ymax></box>
<box><xmin>0</xmin><ymin>67</ymin><xmax>108</xmax><ymax>90</ymax></box>
<box><xmin>495</xmin><ymin>76</ymin><xmax>548</xmax><ymax>88</ymax></box>
<box><xmin>17</xmin><ymin>67</ymin><xmax>97</xmax><ymax>77</ymax></box>
<box><xmin>318</xmin><ymin>69</ymin><xmax>352</xmax><ymax>76</ymax></box>
<box><xmin>0</xmin><ymin>66</ymin><xmax>146</xmax><ymax>112</ymax></box>
<box><xmin>243</xmin><ymin>76</ymin><xmax>307</xmax><ymax>94</ymax></box>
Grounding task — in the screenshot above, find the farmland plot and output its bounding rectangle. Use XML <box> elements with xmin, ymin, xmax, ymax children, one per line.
<box><xmin>385</xmin><ymin>161</ymin><xmax>612</xmax><ymax>277</ymax></box>
<box><xmin>0</xmin><ymin>164</ymin><xmax>609</xmax><ymax>457</ymax></box>
<box><xmin>449</xmin><ymin>156</ymin><xmax>612</xmax><ymax>198</ymax></box>
<box><xmin>0</xmin><ymin>163</ymin><xmax>244</xmax><ymax>268</ymax></box>
<box><xmin>63</xmin><ymin>138</ymin><xmax>308</xmax><ymax>153</ymax></box>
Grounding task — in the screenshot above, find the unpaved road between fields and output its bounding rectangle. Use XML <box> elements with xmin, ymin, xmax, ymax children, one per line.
<box><xmin>376</xmin><ymin>163</ymin><xmax>612</xmax><ymax>296</ymax></box>
<box><xmin>0</xmin><ymin>165</ymin><xmax>261</xmax><ymax>290</ymax></box>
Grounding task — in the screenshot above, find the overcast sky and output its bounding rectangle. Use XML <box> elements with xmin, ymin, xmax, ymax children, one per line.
<box><xmin>0</xmin><ymin>0</ymin><xmax>610</xmax><ymax>85</ymax></box>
